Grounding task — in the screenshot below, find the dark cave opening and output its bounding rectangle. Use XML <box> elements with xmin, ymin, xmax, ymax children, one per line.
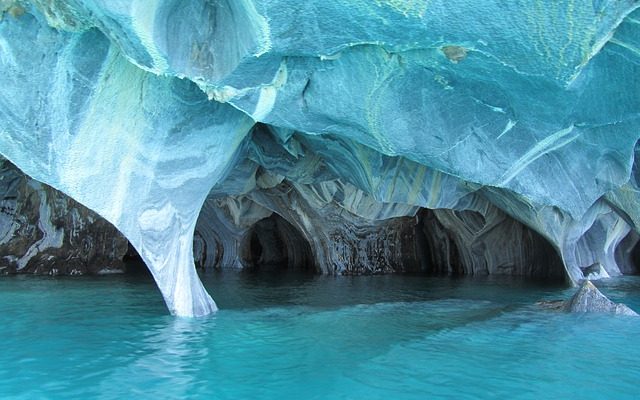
<box><xmin>239</xmin><ymin>214</ymin><xmax>315</xmax><ymax>272</ymax></box>
<box><xmin>416</xmin><ymin>208</ymin><xmax>566</xmax><ymax>282</ymax></box>
<box><xmin>615</xmin><ymin>231</ymin><xmax>640</xmax><ymax>275</ymax></box>
<box><xmin>632</xmin><ymin>242</ymin><xmax>640</xmax><ymax>274</ymax></box>
<box><xmin>118</xmin><ymin>204</ymin><xmax>568</xmax><ymax>282</ymax></box>
<box><xmin>121</xmin><ymin>242</ymin><xmax>152</xmax><ymax>276</ymax></box>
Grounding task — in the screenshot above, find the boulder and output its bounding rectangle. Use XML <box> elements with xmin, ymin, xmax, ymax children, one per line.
<box><xmin>564</xmin><ymin>280</ymin><xmax>638</xmax><ymax>316</ymax></box>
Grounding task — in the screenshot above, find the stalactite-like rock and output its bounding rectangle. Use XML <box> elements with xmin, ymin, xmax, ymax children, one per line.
<box><xmin>0</xmin><ymin>7</ymin><xmax>254</xmax><ymax>316</ymax></box>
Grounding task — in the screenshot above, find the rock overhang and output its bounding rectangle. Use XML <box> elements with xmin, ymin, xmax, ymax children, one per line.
<box><xmin>1</xmin><ymin>1</ymin><xmax>640</xmax><ymax>315</ymax></box>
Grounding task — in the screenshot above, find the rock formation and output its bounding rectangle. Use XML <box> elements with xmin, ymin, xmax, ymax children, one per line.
<box><xmin>565</xmin><ymin>280</ymin><xmax>638</xmax><ymax>316</ymax></box>
<box><xmin>0</xmin><ymin>1</ymin><xmax>639</xmax><ymax>315</ymax></box>
<box><xmin>0</xmin><ymin>158</ymin><xmax>128</xmax><ymax>275</ymax></box>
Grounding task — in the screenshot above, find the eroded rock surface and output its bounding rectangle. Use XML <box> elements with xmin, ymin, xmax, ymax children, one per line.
<box><xmin>565</xmin><ymin>280</ymin><xmax>638</xmax><ymax>316</ymax></box>
<box><xmin>1</xmin><ymin>2</ymin><xmax>640</xmax><ymax>315</ymax></box>
<box><xmin>0</xmin><ymin>159</ymin><xmax>127</xmax><ymax>275</ymax></box>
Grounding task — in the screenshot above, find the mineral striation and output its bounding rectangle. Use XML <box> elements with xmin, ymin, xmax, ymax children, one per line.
<box><xmin>0</xmin><ymin>158</ymin><xmax>128</xmax><ymax>275</ymax></box>
<box><xmin>1</xmin><ymin>1</ymin><xmax>640</xmax><ymax>316</ymax></box>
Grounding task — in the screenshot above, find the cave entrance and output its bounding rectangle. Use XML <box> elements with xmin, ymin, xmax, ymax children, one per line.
<box><xmin>417</xmin><ymin>208</ymin><xmax>566</xmax><ymax>282</ymax></box>
<box><xmin>615</xmin><ymin>230</ymin><xmax>640</xmax><ymax>275</ymax></box>
<box><xmin>239</xmin><ymin>214</ymin><xmax>315</xmax><ymax>272</ymax></box>
<box><xmin>121</xmin><ymin>242</ymin><xmax>153</xmax><ymax>276</ymax></box>
<box><xmin>630</xmin><ymin>239</ymin><xmax>640</xmax><ymax>274</ymax></box>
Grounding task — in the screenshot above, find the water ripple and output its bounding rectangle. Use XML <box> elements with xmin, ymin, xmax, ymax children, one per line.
<box><xmin>0</xmin><ymin>274</ymin><xmax>638</xmax><ymax>399</ymax></box>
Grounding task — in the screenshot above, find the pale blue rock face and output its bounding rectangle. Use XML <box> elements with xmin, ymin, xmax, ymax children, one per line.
<box><xmin>1</xmin><ymin>1</ymin><xmax>640</xmax><ymax>315</ymax></box>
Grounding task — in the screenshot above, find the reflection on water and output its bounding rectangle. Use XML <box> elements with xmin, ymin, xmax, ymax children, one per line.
<box><xmin>205</xmin><ymin>270</ymin><xmax>569</xmax><ymax>310</ymax></box>
<box><xmin>0</xmin><ymin>272</ymin><xmax>638</xmax><ymax>399</ymax></box>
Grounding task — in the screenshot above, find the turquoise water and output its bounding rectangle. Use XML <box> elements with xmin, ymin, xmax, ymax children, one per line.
<box><xmin>1</xmin><ymin>272</ymin><xmax>639</xmax><ymax>399</ymax></box>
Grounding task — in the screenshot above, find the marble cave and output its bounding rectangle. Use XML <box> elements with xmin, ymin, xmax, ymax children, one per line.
<box><xmin>1</xmin><ymin>0</ymin><xmax>640</xmax><ymax>318</ymax></box>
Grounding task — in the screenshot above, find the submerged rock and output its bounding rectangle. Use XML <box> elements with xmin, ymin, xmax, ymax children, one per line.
<box><xmin>535</xmin><ymin>300</ymin><xmax>566</xmax><ymax>312</ymax></box>
<box><xmin>564</xmin><ymin>281</ymin><xmax>638</xmax><ymax>316</ymax></box>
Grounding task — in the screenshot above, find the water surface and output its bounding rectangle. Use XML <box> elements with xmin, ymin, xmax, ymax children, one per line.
<box><xmin>1</xmin><ymin>272</ymin><xmax>639</xmax><ymax>399</ymax></box>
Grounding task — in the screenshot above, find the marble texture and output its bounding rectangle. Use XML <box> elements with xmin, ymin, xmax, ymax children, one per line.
<box><xmin>565</xmin><ymin>280</ymin><xmax>638</xmax><ymax>316</ymax></box>
<box><xmin>0</xmin><ymin>158</ymin><xmax>128</xmax><ymax>275</ymax></box>
<box><xmin>1</xmin><ymin>1</ymin><xmax>640</xmax><ymax>315</ymax></box>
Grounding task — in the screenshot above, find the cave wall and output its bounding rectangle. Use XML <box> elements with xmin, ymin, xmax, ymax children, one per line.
<box><xmin>0</xmin><ymin>159</ymin><xmax>128</xmax><ymax>275</ymax></box>
<box><xmin>1</xmin><ymin>2</ymin><xmax>640</xmax><ymax>315</ymax></box>
<box><xmin>0</xmin><ymin>147</ymin><xmax>625</xmax><ymax>283</ymax></box>
<box><xmin>421</xmin><ymin>208</ymin><xmax>564</xmax><ymax>279</ymax></box>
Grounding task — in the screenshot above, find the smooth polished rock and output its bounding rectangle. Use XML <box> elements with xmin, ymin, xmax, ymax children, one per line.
<box><xmin>1</xmin><ymin>2</ymin><xmax>640</xmax><ymax>315</ymax></box>
<box><xmin>0</xmin><ymin>6</ymin><xmax>254</xmax><ymax>315</ymax></box>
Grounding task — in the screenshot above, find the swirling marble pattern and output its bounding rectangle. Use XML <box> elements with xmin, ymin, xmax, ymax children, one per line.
<box><xmin>1</xmin><ymin>1</ymin><xmax>640</xmax><ymax>315</ymax></box>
